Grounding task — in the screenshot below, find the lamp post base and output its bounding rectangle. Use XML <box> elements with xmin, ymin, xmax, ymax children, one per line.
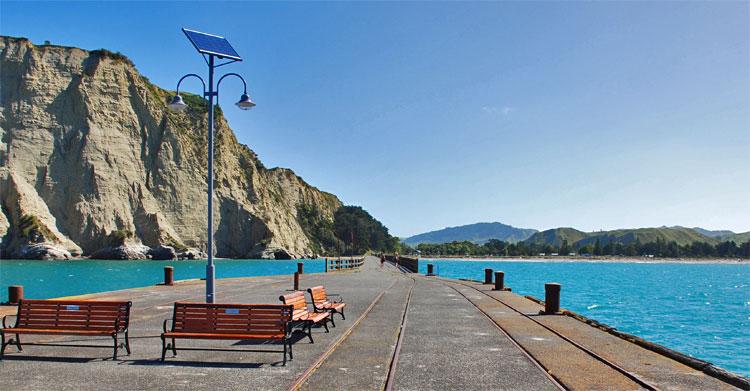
<box><xmin>206</xmin><ymin>263</ymin><xmax>216</xmax><ymax>303</ymax></box>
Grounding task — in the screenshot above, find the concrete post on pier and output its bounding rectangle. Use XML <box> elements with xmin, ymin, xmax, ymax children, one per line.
<box><xmin>493</xmin><ymin>271</ymin><xmax>505</xmax><ymax>291</ymax></box>
<box><xmin>297</xmin><ymin>262</ymin><xmax>304</xmax><ymax>275</ymax></box>
<box><xmin>164</xmin><ymin>266</ymin><xmax>174</xmax><ymax>286</ymax></box>
<box><xmin>293</xmin><ymin>272</ymin><xmax>300</xmax><ymax>291</ymax></box>
<box><xmin>544</xmin><ymin>283</ymin><xmax>561</xmax><ymax>314</ymax></box>
<box><xmin>427</xmin><ymin>264</ymin><xmax>434</xmax><ymax>276</ymax></box>
<box><xmin>8</xmin><ymin>285</ymin><xmax>23</xmax><ymax>304</ymax></box>
<box><xmin>484</xmin><ymin>268</ymin><xmax>493</xmax><ymax>284</ymax></box>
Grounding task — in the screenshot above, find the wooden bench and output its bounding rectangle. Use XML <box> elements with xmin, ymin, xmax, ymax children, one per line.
<box><xmin>161</xmin><ymin>302</ymin><xmax>294</xmax><ymax>365</ymax></box>
<box><xmin>279</xmin><ymin>291</ymin><xmax>331</xmax><ymax>343</ymax></box>
<box><xmin>307</xmin><ymin>286</ymin><xmax>346</xmax><ymax>325</ymax></box>
<box><xmin>1</xmin><ymin>299</ymin><xmax>132</xmax><ymax>360</ymax></box>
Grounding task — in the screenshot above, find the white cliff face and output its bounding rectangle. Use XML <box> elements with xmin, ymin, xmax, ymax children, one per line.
<box><xmin>0</xmin><ymin>36</ymin><xmax>342</xmax><ymax>259</ymax></box>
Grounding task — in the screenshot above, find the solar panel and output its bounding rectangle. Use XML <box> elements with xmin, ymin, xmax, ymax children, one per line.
<box><xmin>182</xmin><ymin>28</ymin><xmax>242</xmax><ymax>61</ymax></box>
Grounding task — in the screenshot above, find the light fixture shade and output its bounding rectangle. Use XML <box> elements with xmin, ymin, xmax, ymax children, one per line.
<box><xmin>168</xmin><ymin>95</ymin><xmax>188</xmax><ymax>112</ymax></box>
<box><xmin>236</xmin><ymin>93</ymin><xmax>256</xmax><ymax>110</ymax></box>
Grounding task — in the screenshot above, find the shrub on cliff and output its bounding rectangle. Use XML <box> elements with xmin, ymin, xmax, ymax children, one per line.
<box><xmin>18</xmin><ymin>215</ymin><xmax>55</xmax><ymax>243</ymax></box>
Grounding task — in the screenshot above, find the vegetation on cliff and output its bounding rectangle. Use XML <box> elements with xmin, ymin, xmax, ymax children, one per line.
<box><xmin>297</xmin><ymin>204</ymin><xmax>399</xmax><ymax>256</ymax></box>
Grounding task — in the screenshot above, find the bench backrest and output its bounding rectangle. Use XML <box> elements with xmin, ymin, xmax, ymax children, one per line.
<box><xmin>15</xmin><ymin>299</ymin><xmax>131</xmax><ymax>332</ymax></box>
<box><xmin>170</xmin><ymin>302</ymin><xmax>292</xmax><ymax>336</ymax></box>
<box><xmin>308</xmin><ymin>286</ymin><xmax>329</xmax><ymax>305</ymax></box>
<box><xmin>279</xmin><ymin>291</ymin><xmax>308</xmax><ymax>320</ymax></box>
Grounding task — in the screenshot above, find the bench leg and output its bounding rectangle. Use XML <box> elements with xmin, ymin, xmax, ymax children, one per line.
<box><xmin>171</xmin><ymin>338</ymin><xmax>177</xmax><ymax>356</ymax></box>
<box><xmin>288</xmin><ymin>338</ymin><xmax>293</xmax><ymax>361</ymax></box>
<box><xmin>112</xmin><ymin>334</ymin><xmax>119</xmax><ymax>360</ymax></box>
<box><xmin>339</xmin><ymin>308</ymin><xmax>345</xmax><ymax>320</ymax></box>
<box><xmin>15</xmin><ymin>334</ymin><xmax>22</xmax><ymax>351</ymax></box>
<box><xmin>124</xmin><ymin>330</ymin><xmax>131</xmax><ymax>355</ymax></box>
<box><xmin>160</xmin><ymin>335</ymin><xmax>167</xmax><ymax>361</ymax></box>
<box><xmin>329</xmin><ymin>313</ymin><xmax>336</xmax><ymax>328</ymax></box>
<box><xmin>1</xmin><ymin>332</ymin><xmax>6</xmax><ymax>359</ymax></box>
<box><xmin>323</xmin><ymin>318</ymin><xmax>330</xmax><ymax>333</ymax></box>
<box><xmin>283</xmin><ymin>340</ymin><xmax>287</xmax><ymax>366</ymax></box>
<box><xmin>306</xmin><ymin>322</ymin><xmax>314</xmax><ymax>344</ymax></box>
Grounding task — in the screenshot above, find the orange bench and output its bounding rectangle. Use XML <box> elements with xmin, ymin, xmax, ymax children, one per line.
<box><xmin>161</xmin><ymin>302</ymin><xmax>294</xmax><ymax>365</ymax></box>
<box><xmin>307</xmin><ymin>286</ymin><xmax>346</xmax><ymax>325</ymax></box>
<box><xmin>279</xmin><ymin>291</ymin><xmax>331</xmax><ymax>343</ymax></box>
<box><xmin>1</xmin><ymin>299</ymin><xmax>132</xmax><ymax>360</ymax></box>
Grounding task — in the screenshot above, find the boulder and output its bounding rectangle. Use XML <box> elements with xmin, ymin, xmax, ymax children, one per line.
<box><xmin>148</xmin><ymin>245</ymin><xmax>177</xmax><ymax>260</ymax></box>
<box><xmin>15</xmin><ymin>243</ymin><xmax>72</xmax><ymax>260</ymax></box>
<box><xmin>177</xmin><ymin>247</ymin><xmax>207</xmax><ymax>260</ymax></box>
<box><xmin>90</xmin><ymin>244</ymin><xmax>151</xmax><ymax>260</ymax></box>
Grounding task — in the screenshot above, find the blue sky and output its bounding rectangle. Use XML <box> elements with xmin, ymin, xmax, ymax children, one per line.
<box><xmin>2</xmin><ymin>1</ymin><xmax>749</xmax><ymax>237</ymax></box>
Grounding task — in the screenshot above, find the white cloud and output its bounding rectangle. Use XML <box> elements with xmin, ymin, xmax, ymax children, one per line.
<box><xmin>482</xmin><ymin>105</ymin><xmax>516</xmax><ymax>116</ymax></box>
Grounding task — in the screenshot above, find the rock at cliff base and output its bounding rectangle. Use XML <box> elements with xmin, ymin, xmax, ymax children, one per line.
<box><xmin>90</xmin><ymin>244</ymin><xmax>151</xmax><ymax>260</ymax></box>
<box><xmin>177</xmin><ymin>248</ymin><xmax>207</xmax><ymax>260</ymax></box>
<box><xmin>148</xmin><ymin>245</ymin><xmax>177</xmax><ymax>260</ymax></box>
<box><xmin>15</xmin><ymin>243</ymin><xmax>73</xmax><ymax>260</ymax></box>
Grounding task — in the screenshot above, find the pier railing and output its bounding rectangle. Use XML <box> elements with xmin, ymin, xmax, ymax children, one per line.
<box><xmin>385</xmin><ymin>255</ymin><xmax>419</xmax><ymax>273</ymax></box>
<box><xmin>325</xmin><ymin>257</ymin><xmax>365</xmax><ymax>272</ymax></box>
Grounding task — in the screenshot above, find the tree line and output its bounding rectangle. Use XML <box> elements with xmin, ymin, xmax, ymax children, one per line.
<box><xmin>408</xmin><ymin>237</ymin><xmax>750</xmax><ymax>258</ymax></box>
<box><xmin>298</xmin><ymin>204</ymin><xmax>399</xmax><ymax>256</ymax></box>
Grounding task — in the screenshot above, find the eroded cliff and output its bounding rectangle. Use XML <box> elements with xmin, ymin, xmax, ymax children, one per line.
<box><xmin>0</xmin><ymin>36</ymin><xmax>342</xmax><ymax>259</ymax></box>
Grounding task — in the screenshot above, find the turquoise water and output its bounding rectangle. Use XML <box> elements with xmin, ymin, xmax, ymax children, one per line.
<box><xmin>1</xmin><ymin>258</ymin><xmax>747</xmax><ymax>376</ymax></box>
<box><xmin>0</xmin><ymin>258</ymin><xmax>324</xmax><ymax>302</ymax></box>
<box><xmin>420</xmin><ymin>259</ymin><xmax>750</xmax><ymax>377</ymax></box>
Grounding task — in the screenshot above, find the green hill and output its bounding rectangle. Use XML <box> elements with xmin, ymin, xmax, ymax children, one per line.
<box><xmin>690</xmin><ymin>227</ymin><xmax>735</xmax><ymax>239</ymax></box>
<box><xmin>523</xmin><ymin>226</ymin><xmax>721</xmax><ymax>249</ymax></box>
<box><xmin>577</xmin><ymin>227</ymin><xmax>718</xmax><ymax>247</ymax></box>
<box><xmin>523</xmin><ymin>228</ymin><xmax>589</xmax><ymax>247</ymax></box>
<box><xmin>402</xmin><ymin>222</ymin><xmax>537</xmax><ymax>246</ymax></box>
<box><xmin>724</xmin><ymin>231</ymin><xmax>750</xmax><ymax>244</ymax></box>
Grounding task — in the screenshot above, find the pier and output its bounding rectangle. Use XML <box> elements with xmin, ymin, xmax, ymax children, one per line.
<box><xmin>0</xmin><ymin>257</ymin><xmax>746</xmax><ymax>390</ymax></box>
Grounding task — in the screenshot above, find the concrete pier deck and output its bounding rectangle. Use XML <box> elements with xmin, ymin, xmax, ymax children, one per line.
<box><xmin>0</xmin><ymin>257</ymin><xmax>745</xmax><ymax>390</ymax></box>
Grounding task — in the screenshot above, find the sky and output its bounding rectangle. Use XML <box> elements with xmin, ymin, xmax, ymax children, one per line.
<box><xmin>1</xmin><ymin>1</ymin><xmax>749</xmax><ymax>237</ymax></box>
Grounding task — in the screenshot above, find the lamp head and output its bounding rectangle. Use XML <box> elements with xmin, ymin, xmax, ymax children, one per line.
<box><xmin>236</xmin><ymin>93</ymin><xmax>256</xmax><ymax>110</ymax></box>
<box><xmin>168</xmin><ymin>95</ymin><xmax>188</xmax><ymax>112</ymax></box>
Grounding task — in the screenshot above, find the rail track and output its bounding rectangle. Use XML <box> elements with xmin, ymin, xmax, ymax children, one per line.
<box><xmin>441</xmin><ymin>277</ymin><xmax>662</xmax><ymax>391</ymax></box>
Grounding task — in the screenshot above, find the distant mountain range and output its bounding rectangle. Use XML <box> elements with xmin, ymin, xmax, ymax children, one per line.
<box><xmin>401</xmin><ymin>222</ymin><xmax>537</xmax><ymax>246</ymax></box>
<box><xmin>402</xmin><ymin>222</ymin><xmax>750</xmax><ymax>248</ymax></box>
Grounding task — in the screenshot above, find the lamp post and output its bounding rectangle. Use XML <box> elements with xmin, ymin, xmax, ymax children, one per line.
<box><xmin>168</xmin><ymin>28</ymin><xmax>255</xmax><ymax>303</ymax></box>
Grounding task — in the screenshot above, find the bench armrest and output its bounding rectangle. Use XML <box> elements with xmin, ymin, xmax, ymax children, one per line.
<box><xmin>2</xmin><ymin>314</ymin><xmax>17</xmax><ymax>329</ymax></box>
<box><xmin>162</xmin><ymin>318</ymin><xmax>173</xmax><ymax>333</ymax></box>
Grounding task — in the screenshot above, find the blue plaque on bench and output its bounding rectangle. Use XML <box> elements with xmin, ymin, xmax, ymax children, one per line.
<box><xmin>65</xmin><ymin>305</ymin><xmax>80</xmax><ymax>311</ymax></box>
<box><xmin>225</xmin><ymin>309</ymin><xmax>240</xmax><ymax>314</ymax></box>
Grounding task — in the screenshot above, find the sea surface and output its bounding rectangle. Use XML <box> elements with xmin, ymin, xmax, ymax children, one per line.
<box><xmin>420</xmin><ymin>258</ymin><xmax>749</xmax><ymax>377</ymax></box>
<box><xmin>0</xmin><ymin>258</ymin><xmax>748</xmax><ymax>376</ymax></box>
<box><xmin>0</xmin><ymin>258</ymin><xmax>324</xmax><ymax>302</ymax></box>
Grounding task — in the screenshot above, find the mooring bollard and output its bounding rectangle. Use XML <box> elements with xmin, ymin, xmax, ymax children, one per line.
<box><xmin>544</xmin><ymin>283</ymin><xmax>561</xmax><ymax>314</ymax></box>
<box><xmin>164</xmin><ymin>266</ymin><xmax>174</xmax><ymax>286</ymax></box>
<box><xmin>293</xmin><ymin>272</ymin><xmax>300</xmax><ymax>291</ymax></box>
<box><xmin>427</xmin><ymin>264</ymin><xmax>434</xmax><ymax>275</ymax></box>
<box><xmin>324</xmin><ymin>258</ymin><xmax>328</xmax><ymax>273</ymax></box>
<box><xmin>9</xmin><ymin>285</ymin><xmax>23</xmax><ymax>304</ymax></box>
<box><xmin>484</xmin><ymin>268</ymin><xmax>493</xmax><ymax>284</ymax></box>
<box><xmin>493</xmin><ymin>271</ymin><xmax>505</xmax><ymax>291</ymax></box>
<box><xmin>297</xmin><ymin>262</ymin><xmax>304</xmax><ymax>274</ymax></box>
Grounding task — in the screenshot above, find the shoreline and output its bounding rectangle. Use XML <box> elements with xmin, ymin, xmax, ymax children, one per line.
<box><xmin>418</xmin><ymin>255</ymin><xmax>749</xmax><ymax>264</ymax></box>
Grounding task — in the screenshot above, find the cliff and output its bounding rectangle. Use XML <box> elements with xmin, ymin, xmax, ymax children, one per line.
<box><xmin>0</xmin><ymin>36</ymin><xmax>342</xmax><ymax>259</ymax></box>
